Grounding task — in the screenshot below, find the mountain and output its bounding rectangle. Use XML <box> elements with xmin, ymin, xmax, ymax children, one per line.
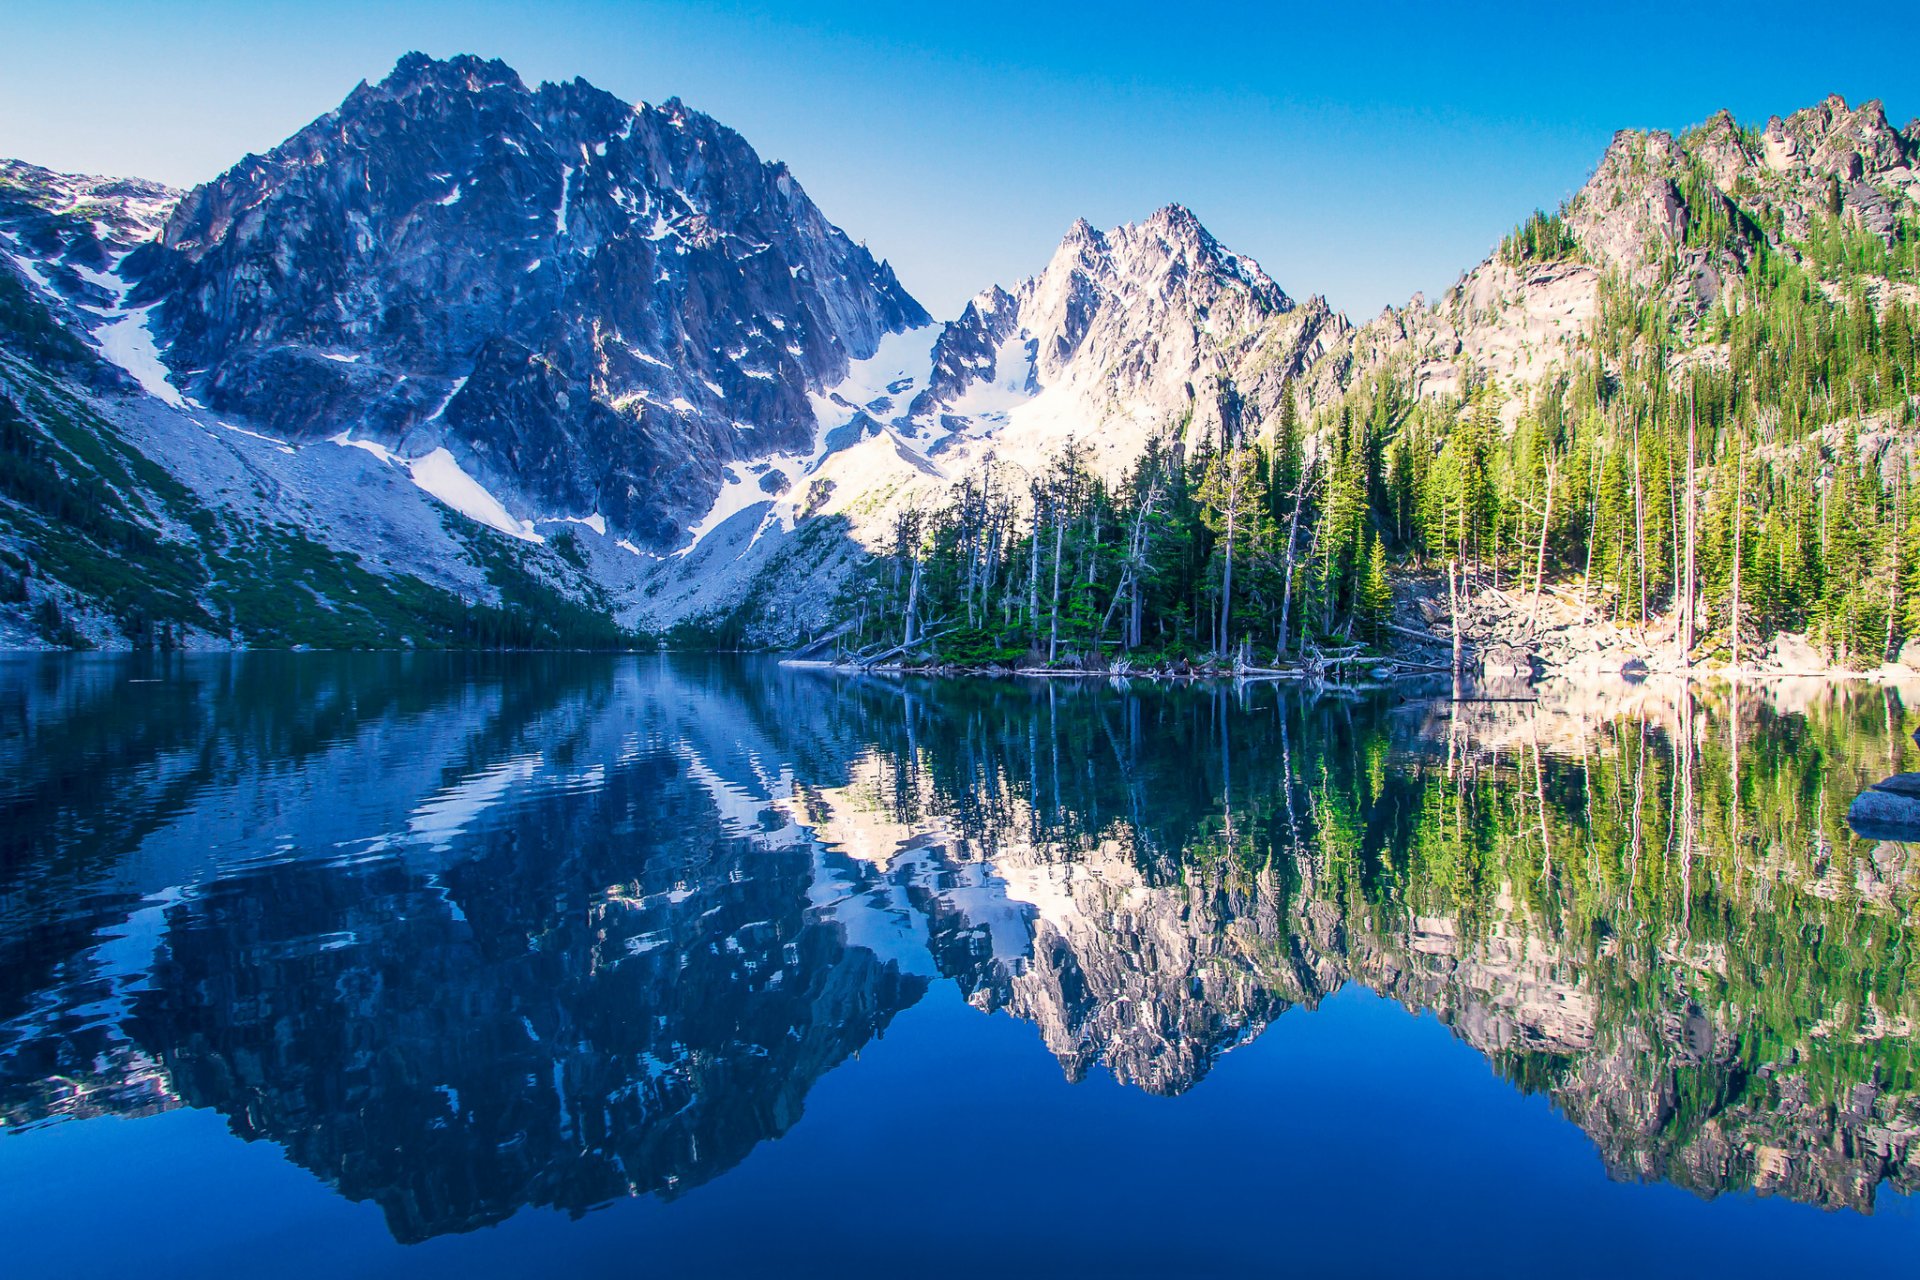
<box><xmin>1</xmin><ymin>67</ymin><xmax>1917</xmax><ymax>655</ymax></box>
<box><xmin>131</xmin><ymin>52</ymin><xmax>927</xmax><ymax>549</ymax></box>
<box><xmin>824</xmin><ymin>92</ymin><xmax>1920</xmax><ymax>674</ymax></box>
<box><xmin>907</xmin><ymin>205</ymin><xmax>1339</xmax><ymax>466</ymax></box>
<box><xmin>0</xmin><ymin>53</ymin><xmax>940</xmax><ymax>651</ymax></box>
<box><xmin>631</xmin><ymin>202</ymin><xmax>1344</xmax><ymax>638</ymax></box>
<box><xmin>1321</xmin><ymin>94</ymin><xmax>1920</xmax><ymax>409</ymax></box>
<box><xmin>0</xmin><ymin>159</ymin><xmax>181</xmax><ymax>396</ymax></box>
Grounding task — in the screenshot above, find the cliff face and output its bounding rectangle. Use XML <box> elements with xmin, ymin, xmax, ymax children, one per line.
<box><xmin>134</xmin><ymin>52</ymin><xmax>927</xmax><ymax>547</ymax></box>
<box><xmin>1313</xmin><ymin>95</ymin><xmax>1920</xmax><ymax>414</ymax></box>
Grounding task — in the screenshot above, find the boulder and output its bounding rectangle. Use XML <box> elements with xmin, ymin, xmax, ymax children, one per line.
<box><xmin>1847</xmin><ymin>785</ymin><xmax>1920</xmax><ymax>840</ymax></box>
<box><xmin>1771</xmin><ymin>632</ymin><xmax>1825</xmax><ymax>673</ymax></box>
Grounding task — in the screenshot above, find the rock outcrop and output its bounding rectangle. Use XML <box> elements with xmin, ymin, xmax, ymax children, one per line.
<box><xmin>1315</xmin><ymin>95</ymin><xmax>1920</xmax><ymax>418</ymax></box>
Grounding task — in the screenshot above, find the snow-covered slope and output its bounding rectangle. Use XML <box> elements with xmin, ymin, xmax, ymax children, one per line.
<box><xmin>0</xmin><ymin>158</ymin><xmax>182</xmax><ymax>393</ymax></box>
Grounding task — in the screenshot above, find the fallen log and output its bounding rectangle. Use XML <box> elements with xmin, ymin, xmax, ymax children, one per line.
<box><xmin>854</xmin><ymin>624</ymin><xmax>961</xmax><ymax>668</ymax></box>
<box><xmin>1384</xmin><ymin>622</ymin><xmax>1453</xmax><ymax>647</ymax></box>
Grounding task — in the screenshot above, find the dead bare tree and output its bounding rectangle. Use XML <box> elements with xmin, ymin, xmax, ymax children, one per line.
<box><xmin>1529</xmin><ymin>457</ymin><xmax>1556</xmax><ymax>628</ymax></box>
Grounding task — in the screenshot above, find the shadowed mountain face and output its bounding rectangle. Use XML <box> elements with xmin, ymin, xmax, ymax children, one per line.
<box><xmin>131</xmin><ymin>53</ymin><xmax>928</xmax><ymax>546</ymax></box>
<box><xmin>3</xmin><ymin>658</ymin><xmax>1919</xmax><ymax>1240</ymax></box>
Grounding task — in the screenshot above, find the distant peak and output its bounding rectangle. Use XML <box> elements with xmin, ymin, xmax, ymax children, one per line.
<box><xmin>380</xmin><ymin>51</ymin><xmax>527</xmax><ymax>96</ymax></box>
<box><xmin>969</xmin><ymin>284</ymin><xmax>1017</xmax><ymax>317</ymax></box>
<box><xmin>1058</xmin><ymin>216</ymin><xmax>1107</xmax><ymax>254</ymax></box>
<box><xmin>1143</xmin><ymin>203</ymin><xmax>1220</xmax><ymax>249</ymax></box>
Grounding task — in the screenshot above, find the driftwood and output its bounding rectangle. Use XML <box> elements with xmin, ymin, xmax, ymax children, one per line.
<box><xmin>1383</xmin><ymin>622</ymin><xmax>1456</xmax><ymax>648</ymax></box>
<box><xmin>850</xmin><ymin>624</ymin><xmax>961</xmax><ymax>668</ymax></box>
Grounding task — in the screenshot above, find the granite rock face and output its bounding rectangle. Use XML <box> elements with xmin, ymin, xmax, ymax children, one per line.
<box><xmin>1311</xmin><ymin>95</ymin><xmax>1920</xmax><ymax>416</ymax></box>
<box><xmin>133</xmin><ymin>52</ymin><xmax>927</xmax><ymax>547</ymax></box>
<box><xmin>909</xmin><ymin>204</ymin><xmax>1343</xmax><ymax>467</ymax></box>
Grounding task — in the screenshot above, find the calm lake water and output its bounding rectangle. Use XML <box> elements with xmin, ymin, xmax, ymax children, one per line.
<box><xmin>3</xmin><ymin>654</ymin><xmax>1919</xmax><ymax>1277</ymax></box>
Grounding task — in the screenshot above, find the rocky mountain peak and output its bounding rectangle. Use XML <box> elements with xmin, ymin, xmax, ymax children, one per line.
<box><xmin>384</xmin><ymin>49</ymin><xmax>527</xmax><ymax>96</ymax></box>
<box><xmin>131</xmin><ymin>52</ymin><xmax>928</xmax><ymax>547</ymax></box>
<box><xmin>1770</xmin><ymin>93</ymin><xmax>1908</xmax><ymax>173</ymax></box>
<box><xmin>900</xmin><ymin>204</ymin><xmax>1329</xmax><ymax>480</ymax></box>
<box><xmin>1139</xmin><ymin>201</ymin><xmax>1214</xmax><ymax>250</ymax></box>
<box><xmin>0</xmin><ymin>158</ymin><xmax>182</xmax><ymax>390</ymax></box>
<box><xmin>1317</xmin><ymin>92</ymin><xmax>1920</xmax><ymax>422</ymax></box>
<box><xmin>0</xmin><ymin>158</ymin><xmax>179</xmax><ymax>250</ymax></box>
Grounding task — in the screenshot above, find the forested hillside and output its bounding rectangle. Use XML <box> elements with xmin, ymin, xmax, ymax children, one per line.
<box><xmin>832</xmin><ymin>99</ymin><xmax>1920</xmax><ymax>673</ymax></box>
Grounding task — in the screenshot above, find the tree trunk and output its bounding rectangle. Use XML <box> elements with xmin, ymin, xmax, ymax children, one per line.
<box><xmin>1682</xmin><ymin>388</ymin><xmax>1697</xmax><ymax>666</ymax></box>
<box><xmin>1099</xmin><ymin>568</ymin><xmax>1132</xmax><ymax>646</ymax></box>
<box><xmin>903</xmin><ymin>555</ymin><xmax>922</xmax><ymax>648</ymax></box>
<box><xmin>1027</xmin><ymin>504</ymin><xmax>1042</xmax><ymax>648</ymax></box>
<box><xmin>1633</xmin><ymin>421</ymin><xmax>1648</xmax><ymax>628</ymax></box>
<box><xmin>1581</xmin><ymin>446</ymin><xmax>1598</xmax><ymax>621</ymax></box>
<box><xmin>1047</xmin><ymin>516</ymin><xmax>1064</xmax><ymax>664</ymax></box>
<box><xmin>1530</xmin><ymin>458</ymin><xmax>1556</xmax><ymax>628</ymax></box>
<box><xmin>1278</xmin><ymin>477</ymin><xmax>1304</xmax><ymax>659</ymax></box>
<box><xmin>1448</xmin><ymin>558</ymin><xmax>1464</xmax><ymax>679</ymax></box>
<box><xmin>1218</xmin><ymin>515</ymin><xmax>1235</xmax><ymax>656</ymax></box>
<box><xmin>1731</xmin><ymin>453</ymin><xmax>1743</xmax><ymax>670</ymax></box>
<box><xmin>1667</xmin><ymin>449</ymin><xmax>1681</xmax><ymax>663</ymax></box>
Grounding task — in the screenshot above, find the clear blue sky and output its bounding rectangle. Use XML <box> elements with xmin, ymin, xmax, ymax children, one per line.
<box><xmin>4</xmin><ymin>1</ymin><xmax>1915</xmax><ymax>319</ymax></box>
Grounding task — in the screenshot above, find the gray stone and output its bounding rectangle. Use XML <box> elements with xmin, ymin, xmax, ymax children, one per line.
<box><xmin>1848</xmin><ymin>787</ymin><xmax>1920</xmax><ymax>840</ymax></box>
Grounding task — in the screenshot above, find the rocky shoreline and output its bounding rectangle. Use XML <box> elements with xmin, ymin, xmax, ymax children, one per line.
<box><xmin>780</xmin><ymin>649</ymin><xmax>1430</xmax><ymax>684</ymax></box>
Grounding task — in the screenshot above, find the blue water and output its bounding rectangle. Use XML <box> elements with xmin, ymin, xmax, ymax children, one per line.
<box><xmin>2</xmin><ymin>654</ymin><xmax>1915</xmax><ymax>1276</ymax></box>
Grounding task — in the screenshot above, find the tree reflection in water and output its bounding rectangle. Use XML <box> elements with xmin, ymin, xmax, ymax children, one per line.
<box><xmin>2</xmin><ymin>656</ymin><xmax>1916</xmax><ymax>1239</ymax></box>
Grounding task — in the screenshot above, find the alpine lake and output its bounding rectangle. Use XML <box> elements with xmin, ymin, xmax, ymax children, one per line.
<box><xmin>4</xmin><ymin>653</ymin><xmax>1919</xmax><ymax>1277</ymax></box>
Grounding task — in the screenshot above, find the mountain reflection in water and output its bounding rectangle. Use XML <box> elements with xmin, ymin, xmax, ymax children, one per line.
<box><xmin>2</xmin><ymin>655</ymin><xmax>1918</xmax><ymax>1250</ymax></box>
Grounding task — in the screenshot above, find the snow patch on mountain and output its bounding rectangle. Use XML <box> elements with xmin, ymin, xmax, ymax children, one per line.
<box><xmin>328</xmin><ymin>432</ymin><xmax>543</xmax><ymax>542</ymax></box>
<box><xmin>806</xmin><ymin>323</ymin><xmax>940</xmax><ymax>447</ymax></box>
<box><xmin>95</xmin><ymin>305</ymin><xmax>184</xmax><ymax>406</ymax></box>
<box><xmin>402</xmin><ymin>448</ymin><xmax>545</xmax><ymax>543</ymax></box>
